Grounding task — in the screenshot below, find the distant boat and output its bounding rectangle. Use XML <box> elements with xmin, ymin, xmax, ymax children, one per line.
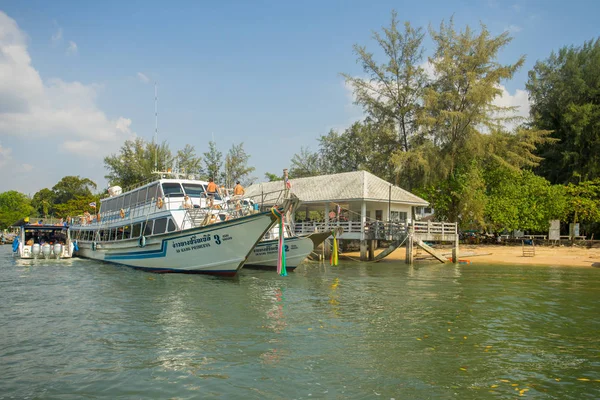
<box><xmin>11</xmin><ymin>218</ymin><xmax>73</xmax><ymax>260</ymax></box>
<box><xmin>69</xmin><ymin>172</ymin><xmax>296</xmax><ymax>276</ymax></box>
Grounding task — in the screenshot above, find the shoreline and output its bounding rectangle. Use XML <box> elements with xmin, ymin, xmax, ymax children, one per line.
<box><xmin>341</xmin><ymin>244</ymin><xmax>600</xmax><ymax>268</ymax></box>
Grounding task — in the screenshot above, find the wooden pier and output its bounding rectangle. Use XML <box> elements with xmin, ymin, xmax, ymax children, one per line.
<box><xmin>295</xmin><ymin>220</ymin><xmax>459</xmax><ymax>263</ymax></box>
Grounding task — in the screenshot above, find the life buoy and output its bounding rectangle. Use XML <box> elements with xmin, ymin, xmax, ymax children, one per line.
<box><xmin>157</xmin><ymin>197</ymin><xmax>164</xmax><ymax>209</ymax></box>
<box><xmin>139</xmin><ymin>235</ymin><xmax>146</xmax><ymax>248</ymax></box>
<box><xmin>120</xmin><ymin>209</ymin><xmax>125</xmax><ymax>218</ymax></box>
<box><xmin>91</xmin><ymin>241</ymin><xmax>97</xmax><ymax>251</ymax></box>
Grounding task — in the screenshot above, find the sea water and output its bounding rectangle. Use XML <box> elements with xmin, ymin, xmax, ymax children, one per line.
<box><xmin>1</xmin><ymin>245</ymin><xmax>599</xmax><ymax>399</ymax></box>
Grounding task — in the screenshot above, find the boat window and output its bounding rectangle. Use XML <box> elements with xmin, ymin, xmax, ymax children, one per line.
<box><xmin>137</xmin><ymin>188</ymin><xmax>148</xmax><ymax>205</ymax></box>
<box><xmin>122</xmin><ymin>193</ymin><xmax>131</xmax><ymax>209</ymax></box>
<box><xmin>167</xmin><ymin>219</ymin><xmax>177</xmax><ymax>232</ymax></box>
<box><xmin>144</xmin><ymin>220</ymin><xmax>154</xmax><ymax>236</ymax></box>
<box><xmin>148</xmin><ymin>184</ymin><xmax>159</xmax><ymax>202</ymax></box>
<box><xmin>107</xmin><ymin>198</ymin><xmax>117</xmax><ymax>212</ymax></box>
<box><xmin>153</xmin><ymin>218</ymin><xmax>167</xmax><ymax>235</ymax></box>
<box><xmin>123</xmin><ymin>225</ymin><xmax>131</xmax><ymax>239</ymax></box>
<box><xmin>182</xmin><ymin>183</ymin><xmax>205</xmax><ymax>198</ymax></box>
<box><xmin>132</xmin><ymin>223</ymin><xmax>141</xmax><ymax>237</ymax></box>
<box><xmin>162</xmin><ymin>183</ymin><xmax>184</xmax><ymax>198</ymax></box>
<box><xmin>116</xmin><ymin>227</ymin><xmax>124</xmax><ymax>240</ymax></box>
<box><xmin>108</xmin><ymin>229</ymin><xmax>114</xmax><ymax>241</ymax></box>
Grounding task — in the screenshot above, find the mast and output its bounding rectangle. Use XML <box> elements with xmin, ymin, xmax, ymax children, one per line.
<box><xmin>154</xmin><ymin>82</ymin><xmax>158</xmax><ymax>171</ymax></box>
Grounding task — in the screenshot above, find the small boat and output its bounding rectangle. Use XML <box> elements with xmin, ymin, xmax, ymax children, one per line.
<box><xmin>244</xmin><ymin>226</ymin><xmax>335</xmax><ymax>271</ymax></box>
<box><xmin>11</xmin><ymin>218</ymin><xmax>73</xmax><ymax>260</ymax></box>
<box><xmin>69</xmin><ymin>172</ymin><xmax>296</xmax><ymax>276</ymax></box>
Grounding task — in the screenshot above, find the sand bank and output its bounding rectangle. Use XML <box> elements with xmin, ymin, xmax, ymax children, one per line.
<box><xmin>342</xmin><ymin>244</ymin><xmax>600</xmax><ymax>268</ymax></box>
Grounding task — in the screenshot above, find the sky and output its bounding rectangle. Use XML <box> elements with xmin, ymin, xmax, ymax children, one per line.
<box><xmin>0</xmin><ymin>0</ymin><xmax>598</xmax><ymax>195</ymax></box>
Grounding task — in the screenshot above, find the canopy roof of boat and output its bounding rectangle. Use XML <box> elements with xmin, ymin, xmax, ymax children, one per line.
<box><xmin>11</xmin><ymin>217</ymin><xmax>68</xmax><ymax>229</ymax></box>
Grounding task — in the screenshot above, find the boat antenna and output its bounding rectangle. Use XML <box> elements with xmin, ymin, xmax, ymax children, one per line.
<box><xmin>154</xmin><ymin>82</ymin><xmax>158</xmax><ymax>172</ymax></box>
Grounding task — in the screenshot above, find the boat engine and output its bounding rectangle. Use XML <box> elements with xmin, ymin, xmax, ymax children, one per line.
<box><xmin>32</xmin><ymin>243</ymin><xmax>41</xmax><ymax>259</ymax></box>
<box><xmin>53</xmin><ymin>243</ymin><xmax>63</xmax><ymax>259</ymax></box>
<box><xmin>42</xmin><ymin>243</ymin><xmax>52</xmax><ymax>259</ymax></box>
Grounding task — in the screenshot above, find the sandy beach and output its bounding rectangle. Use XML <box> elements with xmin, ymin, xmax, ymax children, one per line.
<box><xmin>342</xmin><ymin>244</ymin><xmax>600</xmax><ymax>268</ymax></box>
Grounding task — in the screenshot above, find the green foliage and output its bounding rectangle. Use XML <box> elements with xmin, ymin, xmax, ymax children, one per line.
<box><xmin>563</xmin><ymin>179</ymin><xmax>600</xmax><ymax>224</ymax></box>
<box><xmin>527</xmin><ymin>38</ymin><xmax>600</xmax><ymax>184</ymax></box>
<box><xmin>53</xmin><ymin>195</ymin><xmax>100</xmax><ymax>219</ymax></box>
<box><xmin>176</xmin><ymin>144</ymin><xmax>203</xmax><ymax>177</ymax></box>
<box><xmin>319</xmin><ymin>120</ymin><xmax>398</xmax><ymax>182</ymax></box>
<box><xmin>342</xmin><ymin>11</ymin><xmax>427</xmax><ymax>152</ymax></box>
<box><xmin>203</xmin><ymin>141</ymin><xmax>223</xmax><ymax>182</ymax></box>
<box><xmin>52</xmin><ymin>176</ymin><xmax>97</xmax><ymax>205</ymax></box>
<box><xmin>31</xmin><ymin>188</ymin><xmax>56</xmax><ymax>217</ymax></box>
<box><xmin>0</xmin><ymin>191</ymin><xmax>34</xmax><ymax>229</ymax></box>
<box><xmin>485</xmin><ymin>168</ymin><xmax>565</xmax><ymax>232</ymax></box>
<box><xmin>104</xmin><ymin>138</ymin><xmax>172</xmax><ymax>188</ymax></box>
<box><xmin>289</xmin><ymin>147</ymin><xmax>322</xmax><ymax>178</ymax></box>
<box><xmin>422</xmin><ymin>19</ymin><xmax>525</xmax><ymax>179</ymax></box>
<box><xmin>264</xmin><ymin>172</ymin><xmax>283</xmax><ymax>182</ymax></box>
<box><xmin>224</xmin><ymin>143</ymin><xmax>256</xmax><ymax>186</ymax></box>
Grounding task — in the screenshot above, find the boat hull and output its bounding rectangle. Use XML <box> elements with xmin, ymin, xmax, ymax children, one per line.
<box><xmin>244</xmin><ymin>235</ymin><xmax>314</xmax><ymax>271</ymax></box>
<box><xmin>74</xmin><ymin>211</ymin><xmax>277</xmax><ymax>276</ymax></box>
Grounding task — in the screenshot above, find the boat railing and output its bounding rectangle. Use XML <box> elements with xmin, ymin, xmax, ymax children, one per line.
<box><xmin>20</xmin><ymin>217</ymin><xmax>69</xmax><ymax>227</ymax></box>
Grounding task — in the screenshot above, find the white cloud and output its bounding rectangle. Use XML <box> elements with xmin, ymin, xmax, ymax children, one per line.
<box><xmin>492</xmin><ymin>85</ymin><xmax>530</xmax><ymax>130</ymax></box>
<box><xmin>137</xmin><ymin>72</ymin><xmax>149</xmax><ymax>83</ymax></box>
<box><xmin>51</xmin><ymin>26</ymin><xmax>62</xmax><ymax>44</ymax></box>
<box><xmin>22</xmin><ymin>163</ymin><xmax>33</xmax><ymax>172</ymax></box>
<box><xmin>0</xmin><ymin>11</ymin><xmax>134</xmax><ymax>158</ymax></box>
<box><xmin>66</xmin><ymin>40</ymin><xmax>77</xmax><ymax>54</ymax></box>
<box><xmin>505</xmin><ymin>25</ymin><xmax>522</xmax><ymax>34</ymax></box>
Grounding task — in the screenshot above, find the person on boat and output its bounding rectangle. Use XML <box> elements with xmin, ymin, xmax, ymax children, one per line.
<box><xmin>234</xmin><ymin>181</ymin><xmax>245</xmax><ymax>197</ymax></box>
<box><xmin>183</xmin><ymin>195</ymin><xmax>193</xmax><ymax>209</ymax></box>
<box><xmin>207</xmin><ymin>178</ymin><xmax>218</xmax><ymax>207</ymax></box>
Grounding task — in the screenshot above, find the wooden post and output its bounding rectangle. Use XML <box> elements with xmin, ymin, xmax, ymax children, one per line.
<box><xmin>360</xmin><ymin>201</ymin><xmax>367</xmax><ymax>261</ymax></box>
<box><xmin>368</xmin><ymin>240</ymin><xmax>375</xmax><ymax>260</ymax></box>
<box><xmin>452</xmin><ymin>223</ymin><xmax>459</xmax><ymax>263</ymax></box>
<box><xmin>406</xmin><ymin>222</ymin><xmax>414</xmax><ymax>264</ymax></box>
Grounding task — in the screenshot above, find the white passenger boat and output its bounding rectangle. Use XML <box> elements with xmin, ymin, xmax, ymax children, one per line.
<box><xmin>69</xmin><ymin>172</ymin><xmax>295</xmax><ymax>276</ymax></box>
<box><xmin>11</xmin><ymin>218</ymin><xmax>74</xmax><ymax>260</ymax></box>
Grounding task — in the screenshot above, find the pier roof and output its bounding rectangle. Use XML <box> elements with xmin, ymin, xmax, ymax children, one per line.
<box><xmin>246</xmin><ymin>170</ymin><xmax>428</xmax><ymax>205</ymax></box>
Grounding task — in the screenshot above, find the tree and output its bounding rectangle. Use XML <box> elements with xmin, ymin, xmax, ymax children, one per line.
<box><xmin>418</xmin><ymin>20</ymin><xmax>525</xmax><ymax>221</ymax></box>
<box><xmin>104</xmin><ymin>138</ymin><xmax>172</xmax><ymax>188</ymax></box>
<box><xmin>0</xmin><ymin>191</ymin><xmax>34</xmax><ymax>229</ymax></box>
<box><xmin>527</xmin><ymin>38</ymin><xmax>600</xmax><ymax>184</ymax></box>
<box><xmin>264</xmin><ymin>172</ymin><xmax>283</xmax><ymax>182</ymax></box>
<box><xmin>32</xmin><ymin>188</ymin><xmax>56</xmax><ymax>217</ymax></box>
<box><xmin>53</xmin><ymin>195</ymin><xmax>100</xmax><ymax>219</ymax></box>
<box><xmin>289</xmin><ymin>147</ymin><xmax>322</xmax><ymax>178</ymax></box>
<box><xmin>342</xmin><ymin>11</ymin><xmax>427</xmax><ymax>152</ymax></box>
<box><xmin>176</xmin><ymin>144</ymin><xmax>203</xmax><ymax>177</ymax></box>
<box><xmin>563</xmin><ymin>179</ymin><xmax>600</xmax><ymax>225</ymax></box>
<box><xmin>52</xmin><ymin>176</ymin><xmax>97</xmax><ymax>205</ymax></box>
<box><xmin>203</xmin><ymin>141</ymin><xmax>223</xmax><ymax>182</ymax></box>
<box><xmin>484</xmin><ymin>168</ymin><xmax>565</xmax><ymax>233</ymax></box>
<box><xmin>223</xmin><ymin>143</ymin><xmax>255</xmax><ymax>186</ymax></box>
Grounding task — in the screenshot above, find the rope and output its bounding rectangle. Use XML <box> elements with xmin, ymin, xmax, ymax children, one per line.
<box><xmin>271</xmin><ymin>207</ymin><xmax>287</xmax><ymax>276</ymax></box>
<box><xmin>339</xmin><ymin>234</ymin><xmax>409</xmax><ymax>263</ymax></box>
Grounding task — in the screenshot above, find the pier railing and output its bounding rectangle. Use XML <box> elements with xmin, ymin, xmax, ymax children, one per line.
<box><xmin>294</xmin><ymin>220</ymin><xmax>457</xmax><ymax>241</ymax></box>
